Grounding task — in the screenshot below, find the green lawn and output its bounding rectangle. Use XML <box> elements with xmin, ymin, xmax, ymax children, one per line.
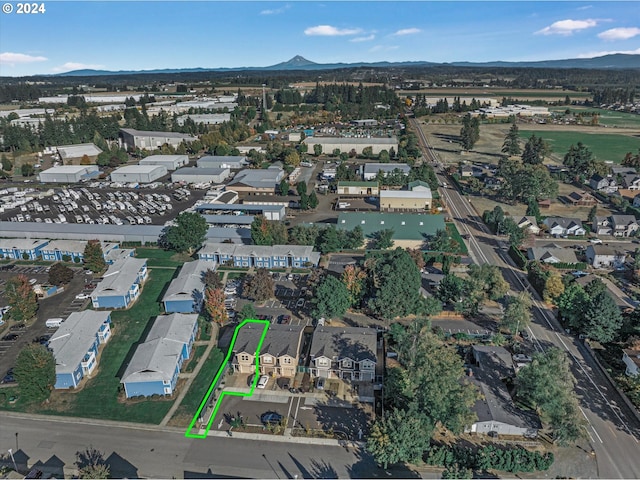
<box><xmin>185</xmin><ymin>345</ymin><xmax>208</xmax><ymax>373</ymax></box>
<box><xmin>446</xmin><ymin>223</ymin><xmax>469</xmax><ymax>255</ymax></box>
<box><xmin>34</xmin><ymin>268</ymin><xmax>177</xmax><ymax>423</ymax></box>
<box><xmin>136</xmin><ymin>247</ymin><xmax>193</xmax><ymax>268</ymax></box>
<box><xmin>170</xmin><ymin>347</ymin><xmax>224</xmax><ymax>425</ymax></box>
<box><xmin>550</xmin><ymin>107</ymin><xmax>640</xmax><ymax>128</ymax></box>
<box><xmin>520</xmin><ymin>130</ymin><xmax>640</xmax><ymax>164</ymax></box>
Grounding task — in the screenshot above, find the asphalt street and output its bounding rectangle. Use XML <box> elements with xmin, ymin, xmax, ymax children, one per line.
<box><xmin>0</xmin><ymin>412</ymin><xmax>416</xmax><ymax>479</ymax></box>
<box><xmin>412</xmin><ymin>117</ymin><xmax>640</xmax><ymax>478</ymax></box>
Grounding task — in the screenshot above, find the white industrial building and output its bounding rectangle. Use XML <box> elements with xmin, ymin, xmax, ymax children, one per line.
<box><xmin>110</xmin><ymin>165</ymin><xmax>168</xmax><ymax>183</ymax></box>
<box><xmin>39</xmin><ymin>165</ymin><xmax>100</xmax><ymax>183</ymax></box>
<box><xmin>139</xmin><ymin>155</ymin><xmax>189</xmax><ymax>171</ymax></box>
<box><xmin>120</xmin><ymin>128</ymin><xmax>197</xmax><ymax>151</ymax></box>
<box><xmin>303</xmin><ymin>136</ymin><xmax>398</xmax><ymax>156</ymax></box>
<box><xmin>56</xmin><ymin>143</ymin><xmax>103</xmax><ymax>164</ymax></box>
<box><xmin>197</xmin><ymin>155</ymin><xmax>248</xmax><ymax>170</ymax></box>
<box><xmin>363</xmin><ymin>163</ymin><xmax>411</xmax><ymax>180</ymax></box>
<box><xmin>177</xmin><ymin>114</ymin><xmax>230</xmax><ymax>126</ymax></box>
<box><xmin>171</xmin><ymin>167</ymin><xmax>230</xmax><ymax>184</ymax></box>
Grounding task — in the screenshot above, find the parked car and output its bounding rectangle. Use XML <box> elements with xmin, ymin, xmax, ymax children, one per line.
<box><xmin>278</xmin><ymin>314</ymin><xmax>291</xmax><ymax>325</ymax></box>
<box><xmin>296</xmin><ymin>298</ymin><xmax>305</xmax><ymax>308</ymax></box>
<box><xmin>1</xmin><ymin>368</ymin><xmax>15</xmax><ymax>384</ymax></box>
<box><xmin>9</xmin><ymin>323</ymin><xmax>26</xmax><ymax>331</ymax></box>
<box><xmin>257</xmin><ymin>375</ymin><xmax>269</xmax><ymax>389</ymax></box>
<box><xmin>589</xmin><ymin>238</ymin><xmax>603</xmax><ymax>244</ymax></box>
<box><xmin>260</xmin><ymin>411</ymin><xmax>283</xmax><ymax>426</ymax></box>
<box><xmin>75</xmin><ymin>293</ymin><xmax>90</xmax><ymax>300</ymax></box>
<box><xmin>1</xmin><ymin>333</ymin><xmax>19</xmax><ymax>342</ymax></box>
<box><xmin>513</xmin><ymin>354</ymin><xmax>533</xmax><ymax>363</ymax></box>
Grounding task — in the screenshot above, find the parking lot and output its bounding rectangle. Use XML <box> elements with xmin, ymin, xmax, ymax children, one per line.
<box><xmin>0</xmin><ymin>185</ymin><xmax>206</xmax><ymax>226</ymax></box>
<box><xmin>0</xmin><ymin>264</ymin><xmax>90</xmax><ymax>383</ymax></box>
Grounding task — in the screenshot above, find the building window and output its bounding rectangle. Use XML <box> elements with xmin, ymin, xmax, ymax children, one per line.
<box><xmin>317</xmin><ymin>358</ymin><xmax>329</xmax><ymax>367</ymax></box>
<box><xmin>283</xmin><ymin>357</ymin><xmax>291</xmax><ymax>364</ymax></box>
<box><xmin>240</xmin><ymin>354</ymin><xmax>250</xmax><ymax>362</ymax></box>
<box><xmin>263</xmin><ymin>356</ymin><xmax>273</xmax><ymax>364</ymax></box>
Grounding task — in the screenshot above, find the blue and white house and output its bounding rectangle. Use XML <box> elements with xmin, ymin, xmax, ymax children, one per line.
<box><xmin>121</xmin><ymin>313</ymin><xmax>199</xmax><ymax>397</ymax></box>
<box><xmin>91</xmin><ymin>257</ymin><xmax>148</xmax><ymax>309</ymax></box>
<box><xmin>0</xmin><ymin>238</ymin><xmax>49</xmax><ymax>260</ymax></box>
<box><xmin>198</xmin><ymin>243</ymin><xmax>320</xmax><ymax>268</ymax></box>
<box><xmin>39</xmin><ymin>240</ymin><xmax>120</xmax><ymax>263</ymax></box>
<box><xmin>162</xmin><ymin>259</ymin><xmax>216</xmax><ymax>313</ymax></box>
<box><xmin>48</xmin><ymin>310</ymin><xmax>112</xmax><ymax>389</ymax></box>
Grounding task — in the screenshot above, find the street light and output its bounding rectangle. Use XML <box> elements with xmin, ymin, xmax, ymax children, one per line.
<box><xmin>8</xmin><ymin>448</ymin><xmax>18</xmax><ymax>473</ymax></box>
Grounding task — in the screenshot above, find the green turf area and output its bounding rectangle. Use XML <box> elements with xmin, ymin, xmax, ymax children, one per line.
<box><xmin>135</xmin><ymin>247</ymin><xmax>192</xmax><ymax>268</ymax></box>
<box><xmin>446</xmin><ymin>223</ymin><xmax>469</xmax><ymax>255</ymax></box>
<box><xmin>171</xmin><ymin>347</ymin><xmax>224</xmax><ymax>423</ymax></box>
<box><xmin>520</xmin><ymin>130</ymin><xmax>640</xmax><ymax>163</ymax></box>
<box><xmin>33</xmin><ymin>268</ymin><xmax>178</xmax><ymax>423</ymax></box>
<box><xmin>185</xmin><ymin>345</ymin><xmax>208</xmax><ymax>373</ymax></box>
<box><xmin>550</xmin><ymin>107</ymin><xmax>640</xmax><ymax>129</ymax></box>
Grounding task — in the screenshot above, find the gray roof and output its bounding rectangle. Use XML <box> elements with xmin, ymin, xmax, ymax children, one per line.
<box><xmin>305</xmin><ymin>137</ymin><xmax>398</xmax><ymax>145</ymax></box>
<box><xmin>587</xmin><ymin>245</ymin><xmax>626</xmax><ymax>257</ymax></box>
<box><xmin>543</xmin><ymin>217</ymin><xmax>584</xmax><ymax>229</ymax></box>
<box><xmin>92</xmin><ymin>257</ymin><xmax>146</xmax><ymax>299</ymax></box>
<box><xmin>56</xmin><ymin>143</ymin><xmax>102</xmax><ymax>159</ymax></box>
<box><xmin>162</xmin><ymin>260</ymin><xmax>215</xmax><ymax>304</ymax></box>
<box><xmin>195</xmin><ymin>203</ymin><xmax>284</xmax><ymax>214</ymax></box>
<box><xmin>121</xmin><ymin>338</ymin><xmax>183</xmax><ymax>384</ymax></box>
<box><xmin>199</xmin><ymin>242</ymin><xmax>319</xmax><ymax>263</ymax></box>
<box><xmin>234</xmin><ymin>323</ymin><xmax>304</xmax><ymax>359</ymax></box>
<box><xmin>202</xmin><ymin>215</ymin><xmax>254</xmax><ymax>225</ymax></box>
<box><xmin>611</xmin><ymin>215</ymin><xmax>638</xmax><ymax>227</ymax></box>
<box><xmin>146</xmin><ymin>313</ymin><xmax>199</xmax><ymax>346</ymax></box>
<box><xmin>41</xmin><ymin>239</ymin><xmax>87</xmax><ymax>253</ymax></box>
<box><xmin>49</xmin><ymin>311</ymin><xmax>111</xmax><ymax>375</ymax></box>
<box><xmin>120</xmin><ymin>128</ymin><xmax>196</xmax><ymax>140</ymax></box>
<box><xmin>363</xmin><ymin>163</ymin><xmax>411</xmax><ymax>175</ymax></box>
<box><xmin>197</xmin><ymin>155</ymin><xmax>248</xmax><ymax>168</ymax></box>
<box><xmin>0</xmin><ymin>238</ymin><xmax>48</xmax><ymax>250</ymax></box>
<box><xmin>111</xmin><ymin>164</ymin><xmax>167</xmax><ymax>175</ymax></box>
<box><xmin>310</xmin><ymin>326</ymin><xmax>377</xmax><ymax>363</ymax></box>
<box><xmin>527</xmin><ymin>246</ymin><xmax>578</xmax><ymax>264</ymax></box>
<box><xmin>228</xmin><ymin>167</ymin><xmax>284</xmax><ymax>189</ymax></box>
<box><xmin>470</xmin><ymin>346</ymin><xmax>540</xmax><ymax>429</ymax></box>
<box><xmin>380</xmin><ymin>189</ymin><xmax>432</xmax><ymax>199</ymax></box>
<box><xmin>172</xmin><ymin>167</ymin><xmax>229</xmax><ymax>177</ymax></box>
<box><xmin>40</xmin><ymin>165</ymin><xmax>99</xmax><ymax>175</ymax></box>
<box><xmin>104</xmin><ymin>247</ymin><xmax>134</xmax><ymax>263</ymax></box>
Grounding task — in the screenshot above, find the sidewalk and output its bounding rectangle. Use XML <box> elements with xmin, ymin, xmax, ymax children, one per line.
<box><xmin>203</xmin><ymin>426</ymin><xmax>366</xmax><ymax>448</ymax></box>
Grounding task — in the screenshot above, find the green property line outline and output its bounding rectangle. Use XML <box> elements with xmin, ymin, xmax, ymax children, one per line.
<box><xmin>185</xmin><ymin>318</ymin><xmax>270</xmax><ymax>439</ymax></box>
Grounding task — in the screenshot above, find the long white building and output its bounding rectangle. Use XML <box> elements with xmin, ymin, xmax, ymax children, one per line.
<box><xmin>303</xmin><ymin>136</ymin><xmax>398</xmax><ymax>155</ymax></box>
<box><xmin>110</xmin><ymin>165</ymin><xmax>168</xmax><ymax>183</ymax></box>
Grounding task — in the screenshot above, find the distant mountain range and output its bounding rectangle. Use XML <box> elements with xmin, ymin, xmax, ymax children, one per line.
<box><xmin>55</xmin><ymin>53</ymin><xmax>640</xmax><ymax>77</ymax></box>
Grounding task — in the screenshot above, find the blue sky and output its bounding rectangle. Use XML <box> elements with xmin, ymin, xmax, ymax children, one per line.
<box><xmin>0</xmin><ymin>1</ymin><xmax>638</xmax><ymax>76</ymax></box>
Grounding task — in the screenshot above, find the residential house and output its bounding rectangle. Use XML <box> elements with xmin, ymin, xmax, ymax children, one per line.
<box><xmin>90</xmin><ymin>257</ymin><xmax>148</xmax><ymax>309</ymax></box>
<box><xmin>0</xmin><ymin>238</ymin><xmax>48</xmax><ymax>260</ymax></box>
<box><xmin>590</xmin><ymin>174</ymin><xmax>618</xmax><ymax>193</ymax></box>
<box><xmin>309</xmin><ymin>327</ymin><xmax>377</xmax><ymax>381</ymax></box>
<box><xmin>232</xmin><ymin>323</ymin><xmax>304</xmax><ymax>378</ymax></box>
<box><xmin>121</xmin><ymin>313</ymin><xmax>199</xmax><ymax>397</ymax></box>
<box><xmin>509</xmin><ymin>216</ymin><xmax>540</xmax><ymax>235</ymax></box>
<box><xmin>198</xmin><ymin>243</ymin><xmax>320</xmax><ymax>268</ymax></box>
<box><xmin>459</xmin><ymin>165</ymin><xmax>474</xmax><ymax>177</ymax></box>
<box><xmin>40</xmin><ymin>240</ymin><xmax>119</xmax><ymax>263</ymax></box>
<box><xmin>593</xmin><ymin>215</ymin><xmax>612</xmax><ymax>236</ymax></box>
<box><xmin>622</xmin><ymin>349</ymin><xmax>640</xmax><ymax>376</ymax></box>
<box><xmin>622</xmin><ymin>174</ymin><xmax>640</xmax><ymax>190</ymax></box>
<box><xmin>567</xmin><ymin>191</ymin><xmax>597</xmax><ymax>207</ymax></box>
<box><xmin>585</xmin><ymin>245</ymin><xmax>626</xmax><ymax>269</ymax></box>
<box><xmin>49</xmin><ymin>311</ymin><xmax>112</xmax><ymax>389</ymax></box>
<box><xmin>527</xmin><ymin>244</ymin><xmax>578</xmax><ymax>264</ymax></box>
<box><xmin>466</xmin><ymin>345</ymin><xmax>540</xmax><ymax>437</ymax></box>
<box><xmin>162</xmin><ymin>259</ymin><xmax>216</xmax><ymax>313</ymax></box>
<box><xmin>611</xmin><ymin>215</ymin><xmax>639</xmax><ymax>237</ymax></box>
<box><xmin>575</xmin><ymin>275</ymin><xmax>636</xmax><ymax>311</ymax></box>
<box><xmin>483</xmin><ymin>176</ymin><xmax>503</xmax><ymax>191</ymax></box>
<box><xmin>542</xmin><ymin>217</ymin><xmax>586</xmax><ymax>237</ymax></box>
<box><xmin>611</xmin><ymin>166</ymin><xmax>638</xmax><ymax>176</ymax></box>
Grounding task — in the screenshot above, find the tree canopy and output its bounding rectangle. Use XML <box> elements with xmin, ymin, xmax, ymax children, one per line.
<box><xmin>5</xmin><ymin>274</ymin><xmax>38</xmax><ymax>322</ymax></box>
<box><xmin>312</xmin><ymin>274</ymin><xmax>351</xmax><ymax>319</ymax></box>
<box><xmin>162</xmin><ymin>212</ymin><xmax>208</xmax><ymax>254</ymax></box>
<box><xmin>83</xmin><ymin>240</ymin><xmax>106</xmax><ymax>273</ymax></box>
<box><xmin>14</xmin><ymin>344</ymin><xmax>56</xmax><ymax>403</ymax></box>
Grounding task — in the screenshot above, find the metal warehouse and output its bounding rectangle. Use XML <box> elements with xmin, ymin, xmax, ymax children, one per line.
<box><xmin>120</xmin><ymin>128</ymin><xmax>197</xmax><ymax>151</ymax></box>
<box><xmin>110</xmin><ymin>165</ymin><xmax>168</xmax><ymax>183</ymax></box>
<box><xmin>139</xmin><ymin>155</ymin><xmax>189</xmax><ymax>171</ymax></box>
<box><xmin>171</xmin><ymin>167</ymin><xmax>230</xmax><ymax>184</ymax></box>
<box><xmin>303</xmin><ymin>136</ymin><xmax>398</xmax><ymax>155</ymax></box>
<box><xmin>38</xmin><ymin>165</ymin><xmax>100</xmax><ymax>183</ymax></box>
<box><xmin>197</xmin><ymin>155</ymin><xmax>248</xmax><ymax>170</ymax></box>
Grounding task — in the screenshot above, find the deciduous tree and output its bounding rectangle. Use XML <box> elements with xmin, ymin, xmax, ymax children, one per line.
<box><xmin>75</xmin><ymin>446</ymin><xmax>110</xmax><ymax>479</ymax></box>
<box><xmin>501</xmin><ymin>292</ymin><xmax>533</xmax><ymax>333</ymax></box>
<box><xmin>163</xmin><ymin>212</ymin><xmax>208</xmax><ymax>254</ymax></box>
<box><xmin>341</xmin><ymin>264</ymin><xmax>366</xmax><ymax>307</ymax></box>
<box><xmin>204</xmin><ymin>287</ymin><xmax>227</xmax><ymax>324</ymax></box>
<box><xmin>14</xmin><ymin>344</ymin><xmax>55</xmax><ymax>403</ymax></box>
<box><xmin>5</xmin><ymin>274</ymin><xmax>38</xmax><ymax>322</ymax></box>
<box><xmin>48</xmin><ymin>263</ymin><xmax>74</xmax><ymax>286</ymax></box>
<box><xmin>83</xmin><ymin>240</ymin><xmax>106</xmax><ymax>273</ymax></box>
<box><xmin>243</xmin><ymin>268</ymin><xmax>274</xmax><ymax>302</ymax></box>
<box><xmin>203</xmin><ymin>268</ymin><xmax>222</xmax><ymax>289</ymax></box>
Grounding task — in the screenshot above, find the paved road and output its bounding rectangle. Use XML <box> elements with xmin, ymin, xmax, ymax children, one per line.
<box><xmin>412</xmin><ymin>118</ymin><xmax>640</xmax><ymax>478</ymax></box>
<box><xmin>0</xmin><ymin>412</ymin><xmax>417</xmax><ymax>479</ymax></box>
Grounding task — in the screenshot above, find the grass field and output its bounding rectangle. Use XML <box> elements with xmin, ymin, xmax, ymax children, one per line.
<box><xmin>169</xmin><ymin>347</ymin><xmax>224</xmax><ymax>427</ymax></box>
<box><xmin>136</xmin><ymin>247</ymin><xmax>193</xmax><ymax>268</ymax></box>
<box><xmin>17</xmin><ymin>267</ymin><xmax>179</xmax><ymax>423</ymax></box>
<box><xmin>550</xmin><ymin>107</ymin><xmax>640</xmax><ymax>129</ymax></box>
<box><xmin>520</xmin><ymin>130</ymin><xmax>640</xmax><ymax>163</ymax></box>
<box><xmin>185</xmin><ymin>345</ymin><xmax>208</xmax><ymax>373</ymax></box>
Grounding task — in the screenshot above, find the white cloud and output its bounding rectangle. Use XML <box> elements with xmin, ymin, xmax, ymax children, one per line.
<box><xmin>51</xmin><ymin>62</ymin><xmax>106</xmax><ymax>73</ymax></box>
<box><xmin>392</xmin><ymin>28</ymin><xmax>421</xmax><ymax>36</ymax></box>
<box><xmin>304</xmin><ymin>25</ymin><xmax>362</xmax><ymax>36</ymax></box>
<box><xmin>598</xmin><ymin>27</ymin><xmax>640</xmax><ymax>41</ymax></box>
<box><xmin>369</xmin><ymin>45</ymin><xmax>399</xmax><ymax>53</ymax></box>
<box><xmin>350</xmin><ymin>34</ymin><xmax>375</xmax><ymax>43</ymax></box>
<box><xmin>0</xmin><ymin>52</ymin><xmax>47</xmax><ymax>66</ymax></box>
<box><xmin>577</xmin><ymin>47</ymin><xmax>640</xmax><ymax>58</ymax></box>
<box><xmin>260</xmin><ymin>5</ymin><xmax>289</xmax><ymax>15</ymax></box>
<box><xmin>535</xmin><ymin>19</ymin><xmax>598</xmax><ymax>35</ymax></box>
<box><xmin>577</xmin><ymin>5</ymin><xmax>593</xmax><ymax>10</ymax></box>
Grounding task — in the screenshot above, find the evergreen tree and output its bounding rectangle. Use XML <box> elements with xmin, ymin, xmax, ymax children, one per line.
<box><xmin>502</xmin><ymin>123</ymin><xmax>521</xmax><ymax>156</ymax></box>
<box><xmin>83</xmin><ymin>240</ymin><xmax>106</xmax><ymax>273</ymax></box>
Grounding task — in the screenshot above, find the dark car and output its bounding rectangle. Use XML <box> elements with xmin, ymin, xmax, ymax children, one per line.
<box><xmin>278</xmin><ymin>314</ymin><xmax>291</xmax><ymax>325</ymax></box>
<box><xmin>1</xmin><ymin>333</ymin><xmax>19</xmax><ymax>342</ymax></box>
<box><xmin>1</xmin><ymin>368</ymin><xmax>15</xmax><ymax>384</ymax></box>
<box><xmin>520</xmin><ymin>330</ymin><xmax>530</xmax><ymax>341</ymax></box>
<box><xmin>260</xmin><ymin>412</ymin><xmax>283</xmax><ymax>426</ymax></box>
<box><xmin>9</xmin><ymin>323</ymin><xmax>26</xmax><ymax>331</ymax></box>
<box><xmin>33</xmin><ymin>334</ymin><xmax>51</xmax><ymax>345</ymax></box>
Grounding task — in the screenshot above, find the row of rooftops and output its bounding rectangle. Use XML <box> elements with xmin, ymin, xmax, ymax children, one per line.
<box><xmin>162</xmin><ymin>259</ymin><xmax>216</xmax><ymax>304</ymax></box>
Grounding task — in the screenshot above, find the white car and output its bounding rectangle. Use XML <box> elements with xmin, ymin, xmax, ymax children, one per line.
<box><xmin>589</xmin><ymin>238</ymin><xmax>603</xmax><ymax>244</ymax></box>
<box><xmin>257</xmin><ymin>375</ymin><xmax>269</xmax><ymax>389</ymax></box>
<box><xmin>75</xmin><ymin>293</ymin><xmax>89</xmax><ymax>300</ymax></box>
